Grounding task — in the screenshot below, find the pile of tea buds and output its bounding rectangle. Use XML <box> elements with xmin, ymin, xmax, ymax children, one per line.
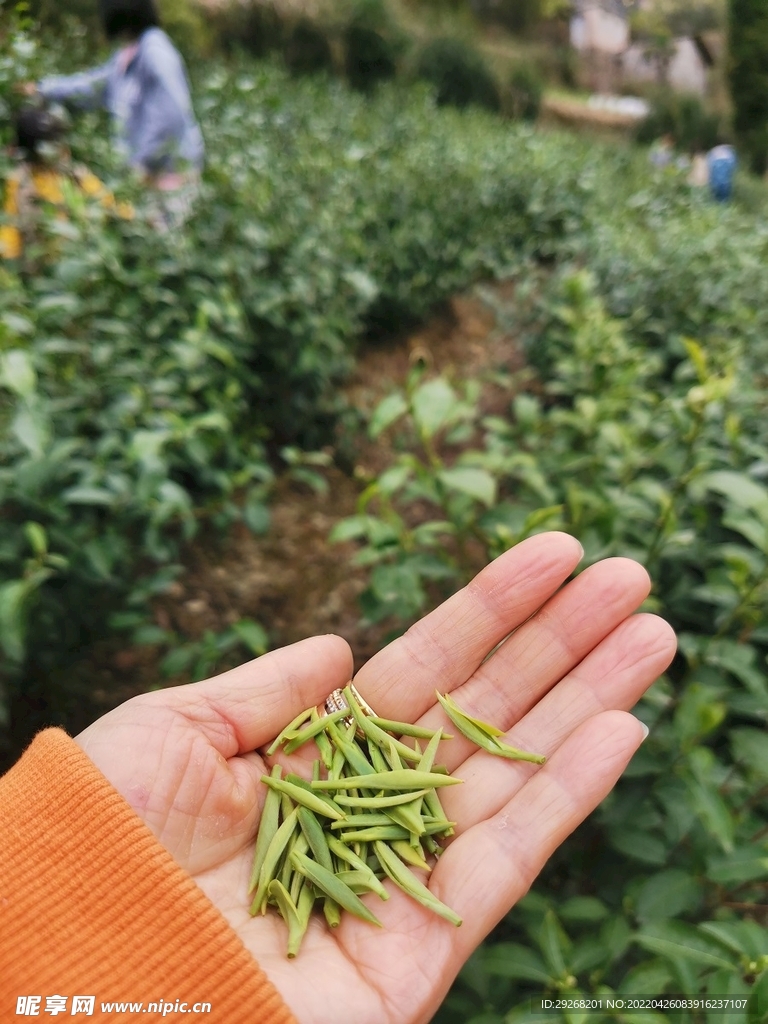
<box><xmin>249</xmin><ymin>684</ymin><xmax>546</xmax><ymax>957</ymax></box>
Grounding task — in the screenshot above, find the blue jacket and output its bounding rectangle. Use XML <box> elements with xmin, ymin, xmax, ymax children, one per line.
<box><xmin>707</xmin><ymin>145</ymin><xmax>737</xmax><ymax>201</ymax></box>
<box><xmin>39</xmin><ymin>29</ymin><xmax>204</xmax><ymax>175</ymax></box>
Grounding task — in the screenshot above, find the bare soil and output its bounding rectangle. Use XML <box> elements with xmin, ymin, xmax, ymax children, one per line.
<box><xmin>88</xmin><ymin>284</ymin><xmax>524</xmax><ymax>709</ymax></box>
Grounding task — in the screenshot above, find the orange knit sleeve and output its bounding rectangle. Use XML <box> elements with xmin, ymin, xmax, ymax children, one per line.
<box><xmin>0</xmin><ymin>729</ymin><xmax>298</xmax><ymax>1024</ymax></box>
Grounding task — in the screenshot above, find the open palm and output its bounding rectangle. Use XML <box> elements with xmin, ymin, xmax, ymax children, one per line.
<box><xmin>75</xmin><ymin>533</ymin><xmax>676</xmax><ymax>1024</ymax></box>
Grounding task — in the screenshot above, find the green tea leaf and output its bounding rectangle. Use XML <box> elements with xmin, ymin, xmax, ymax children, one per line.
<box><xmin>62</xmin><ymin>487</ymin><xmax>116</xmax><ymax>507</ymax></box>
<box><xmin>730</xmin><ymin>728</ymin><xmax>768</xmax><ymax>780</ymax></box>
<box><xmin>702</xmin><ymin>471</ymin><xmax>768</xmax><ymax>513</ymax></box>
<box><xmin>485</xmin><ymin>943</ymin><xmax>553</xmax><ymax>984</ymax></box>
<box><xmin>23</xmin><ymin>522</ymin><xmax>47</xmax><ymax>558</ymax></box>
<box><xmin>707</xmin><ymin>845</ymin><xmax>768</xmax><ymax>885</ymax></box>
<box><xmin>412</xmin><ymin>378</ymin><xmax>458</xmax><ymax>439</ymax></box>
<box><xmin>437</xmin><ymin>691</ymin><xmax>504</xmax><ymax>736</ymax></box>
<box><xmin>618</xmin><ymin>959</ymin><xmax>675</xmax><ymax>995</ymax></box>
<box><xmin>608</xmin><ymin>828</ymin><xmax>668</xmax><ymax>865</ymax></box>
<box><xmin>686</xmin><ymin>777</ymin><xmax>735</xmax><ymax>853</ymax></box>
<box><xmin>0</xmin><ymin>580</ymin><xmax>32</xmax><ymax>663</ymax></box>
<box><xmin>369</xmin><ymin>393</ymin><xmax>408</xmax><ymax>438</ymax></box>
<box><xmin>232</xmin><ymin>619</ymin><xmax>269</xmax><ymax>655</ymax></box>
<box><xmin>538</xmin><ymin>909</ymin><xmax>571</xmax><ymax>979</ymax></box>
<box><xmin>0</xmin><ymin>349</ymin><xmax>36</xmax><ymax>397</ymax></box>
<box><xmin>12</xmin><ymin>407</ymin><xmax>47</xmax><ymax>457</ymax></box>
<box><xmin>558</xmin><ymin>897</ymin><xmax>609</xmax><ymax>923</ymax></box>
<box><xmin>699</xmin><ymin>920</ymin><xmax>768</xmax><ymax>960</ymax></box>
<box><xmin>635</xmin><ymin>869</ymin><xmax>702</xmax><ymax>922</ymax></box>
<box><xmin>438</xmin><ymin>467</ymin><xmax>497</xmax><ymax>507</ymax></box>
<box><xmin>634</xmin><ymin>921</ymin><xmax>739</xmax><ymax>972</ymax></box>
<box><xmin>569</xmin><ymin>939</ymin><xmax>608</xmax><ymax>975</ymax></box>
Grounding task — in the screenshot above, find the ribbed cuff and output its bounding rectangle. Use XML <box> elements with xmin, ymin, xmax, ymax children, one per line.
<box><xmin>0</xmin><ymin>729</ymin><xmax>296</xmax><ymax>1024</ymax></box>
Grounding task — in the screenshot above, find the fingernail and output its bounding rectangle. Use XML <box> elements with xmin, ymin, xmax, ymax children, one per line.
<box><xmin>638</xmin><ymin>721</ymin><xmax>650</xmax><ymax>741</ymax></box>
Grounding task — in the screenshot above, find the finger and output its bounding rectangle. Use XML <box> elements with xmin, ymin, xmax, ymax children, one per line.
<box><xmin>431</xmin><ymin>710</ymin><xmax>646</xmax><ymax>955</ymax></box>
<box><xmin>142</xmin><ymin>634</ymin><xmax>354</xmax><ymax>755</ymax></box>
<box><xmin>418</xmin><ymin>558</ymin><xmax>654</xmax><ymax>769</ymax></box>
<box><xmin>438</xmin><ymin>557</ymin><xmax>651</xmax><ymax>760</ymax></box>
<box><xmin>442</xmin><ymin>613</ymin><xmax>676</xmax><ymax>827</ymax></box>
<box><xmin>354</xmin><ymin>532</ymin><xmax>584</xmax><ymax>722</ymax></box>
<box><xmin>458</xmin><ymin>555</ymin><xmax>651</xmax><ymax>721</ymax></box>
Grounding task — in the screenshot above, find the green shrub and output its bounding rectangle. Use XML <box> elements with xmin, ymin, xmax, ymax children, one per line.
<box><xmin>16</xmin><ymin>0</ymin><xmax>208</xmax><ymax>57</ymax></box>
<box><xmin>335</xmin><ymin>272</ymin><xmax>768</xmax><ymax>1020</ymax></box>
<box><xmin>0</xmin><ymin>7</ymin><xmax>42</xmax><ymax>143</ymax></box>
<box><xmin>344</xmin><ymin>0</ymin><xmax>392</xmax><ymax>33</ymax></box>
<box><xmin>470</xmin><ymin>0</ymin><xmax>542</xmax><ymax>35</ymax></box>
<box><xmin>284</xmin><ymin>18</ymin><xmax>334</xmax><ymax>77</ymax></box>
<box><xmin>414</xmin><ymin>37</ymin><xmax>500</xmax><ymax>112</ymax></box>
<box><xmin>1</xmin><ymin>48</ymin><xmax>605</xmax><ymax>765</ymax></box>
<box><xmin>204</xmin><ymin>1</ymin><xmax>285</xmax><ymax>59</ymax></box>
<box><xmin>406</xmin><ymin>0</ymin><xmax>464</xmax><ymax>9</ymax></box>
<box><xmin>506</xmin><ymin>62</ymin><xmax>543</xmax><ymax>121</ymax></box>
<box><xmin>635</xmin><ymin>93</ymin><xmax>676</xmax><ymax>146</ymax></box>
<box><xmin>636</xmin><ymin>91</ymin><xmax>720</xmax><ymax>153</ymax></box>
<box><xmin>676</xmin><ymin>94</ymin><xmax>721</xmax><ymax>153</ymax></box>
<box><xmin>342</xmin><ymin>0</ymin><xmax>405</xmax><ymax>93</ymax></box>
<box><xmin>0</xmin><ymin>214</ymin><xmax>274</xmax><ymax>754</ymax></box>
<box><xmin>22</xmin><ymin>0</ymin><xmax>99</xmax><ymax>35</ymax></box>
<box><xmin>728</xmin><ymin>0</ymin><xmax>768</xmax><ymax>175</ymax></box>
<box><xmin>343</xmin><ymin>25</ymin><xmax>397</xmax><ymax>92</ymax></box>
<box><xmin>157</xmin><ymin>0</ymin><xmax>211</xmax><ymax>59</ymax></box>
<box><xmin>541</xmin><ymin>43</ymin><xmax>578</xmax><ymax>90</ymax></box>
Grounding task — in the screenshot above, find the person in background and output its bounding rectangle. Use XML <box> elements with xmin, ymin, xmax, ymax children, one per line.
<box><xmin>0</xmin><ymin>102</ymin><xmax>132</xmax><ymax>261</ymax></box>
<box><xmin>688</xmin><ymin>151</ymin><xmax>709</xmax><ymax>190</ymax></box>
<box><xmin>707</xmin><ymin>141</ymin><xmax>737</xmax><ymax>203</ymax></box>
<box><xmin>27</xmin><ymin>0</ymin><xmax>204</xmax><ymax>228</ymax></box>
<box><xmin>648</xmin><ymin>132</ymin><xmax>674</xmax><ymax>169</ymax></box>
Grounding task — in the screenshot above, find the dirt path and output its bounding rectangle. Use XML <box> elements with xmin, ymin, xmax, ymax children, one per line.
<box><xmin>85</xmin><ymin>283</ymin><xmax>523</xmax><ymax>717</ymax></box>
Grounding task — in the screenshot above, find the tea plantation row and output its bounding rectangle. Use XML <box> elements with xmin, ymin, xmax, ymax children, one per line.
<box><xmin>339</xmin><ymin>269</ymin><xmax>768</xmax><ymax>1020</ymax></box>
<box><xmin>0</xmin><ymin>45</ymin><xmax>610</xmax><ymax>754</ymax></box>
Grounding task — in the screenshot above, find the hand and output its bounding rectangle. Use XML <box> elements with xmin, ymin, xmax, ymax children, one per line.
<box><xmin>15</xmin><ymin>81</ymin><xmax>38</xmax><ymax>96</ymax></box>
<box><xmin>75</xmin><ymin>533</ymin><xmax>676</xmax><ymax>1024</ymax></box>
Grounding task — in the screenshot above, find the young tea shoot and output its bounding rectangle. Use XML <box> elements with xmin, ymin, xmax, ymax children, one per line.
<box><xmin>251</xmin><ymin>688</ymin><xmax>543</xmax><ymax>954</ymax></box>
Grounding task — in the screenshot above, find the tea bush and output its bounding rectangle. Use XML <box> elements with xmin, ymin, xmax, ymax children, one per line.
<box><xmin>507</xmin><ymin>62</ymin><xmax>544</xmax><ymax>122</ymax></box>
<box><xmin>636</xmin><ymin>91</ymin><xmax>721</xmax><ymax>154</ymax></box>
<box><xmin>0</xmin><ymin>196</ymin><xmax>276</xmax><ymax>733</ymax></box>
<box><xmin>343</xmin><ymin>24</ymin><xmax>398</xmax><ymax>92</ymax></box>
<box><xmin>413</xmin><ymin>37</ymin><xmax>501</xmax><ymax>112</ymax></box>
<box><xmin>470</xmin><ymin>0</ymin><xmax>542</xmax><ymax>35</ymax></box>
<box><xmin>284</xmin><ymin>18</ymin><xmax>335</xmax><ymax>77</ymax></box>
<box><xmin>334</xmin><ymin>271</ymin><xmax>768</xmax><ymax>1019</ymax></box>
<box><xmin>323</xmin><ymin>90</ymin><xmax>768</xmax><ymax>1024</ymax></box>
<box><xmin>729</xmin><ymin>0</ymin><xmax>768</xmax><ymax>175</ymax></box>
<box><xmin>23</xmin><ymin>0</ymin><xmax>98</xmax><ymax>35</ymax></box>
<box><xmin>21</xmin><ymin>0</ymin><xmax>209</xmax><ymax>59</ymax></box>
<box><xmin>342</xmin><ymin>0</ymin><xmax>405</xmax><ymax>92</ymax></box>
<box><xmin>205</xmin><ymin>1</ymin><xmax>286</xmax><ymax>60</ymax></box>
<box><xmin>0</xmin><ymin>15</ymin><xmax>604</xmax><ymax>759</ymax></box>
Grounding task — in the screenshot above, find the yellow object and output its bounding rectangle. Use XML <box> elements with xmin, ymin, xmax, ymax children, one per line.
<box><xmin>0</xmin><ymin>177</ymin><xmax>24</xmax><ymax>259</ymax></box>
<box><xmin>0</xmin><ymin>165</ymin><xmax>133</xmax><ymax>260</ymax></box>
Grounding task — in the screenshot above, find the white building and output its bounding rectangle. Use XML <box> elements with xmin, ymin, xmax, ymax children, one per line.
<box><xmin>570</xmin><ymin>0</ymin><xmax>710</xmax><ymax>96</ymax></box>
<box><xmin>623</xmin><ymin>36</ymin><xmax>709</xmax><ymax>94</ymax></box>
<box><xmin>570</xmin><ymin>0</ymin><xmax>633</xmax><ymax>56</ymax></box>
